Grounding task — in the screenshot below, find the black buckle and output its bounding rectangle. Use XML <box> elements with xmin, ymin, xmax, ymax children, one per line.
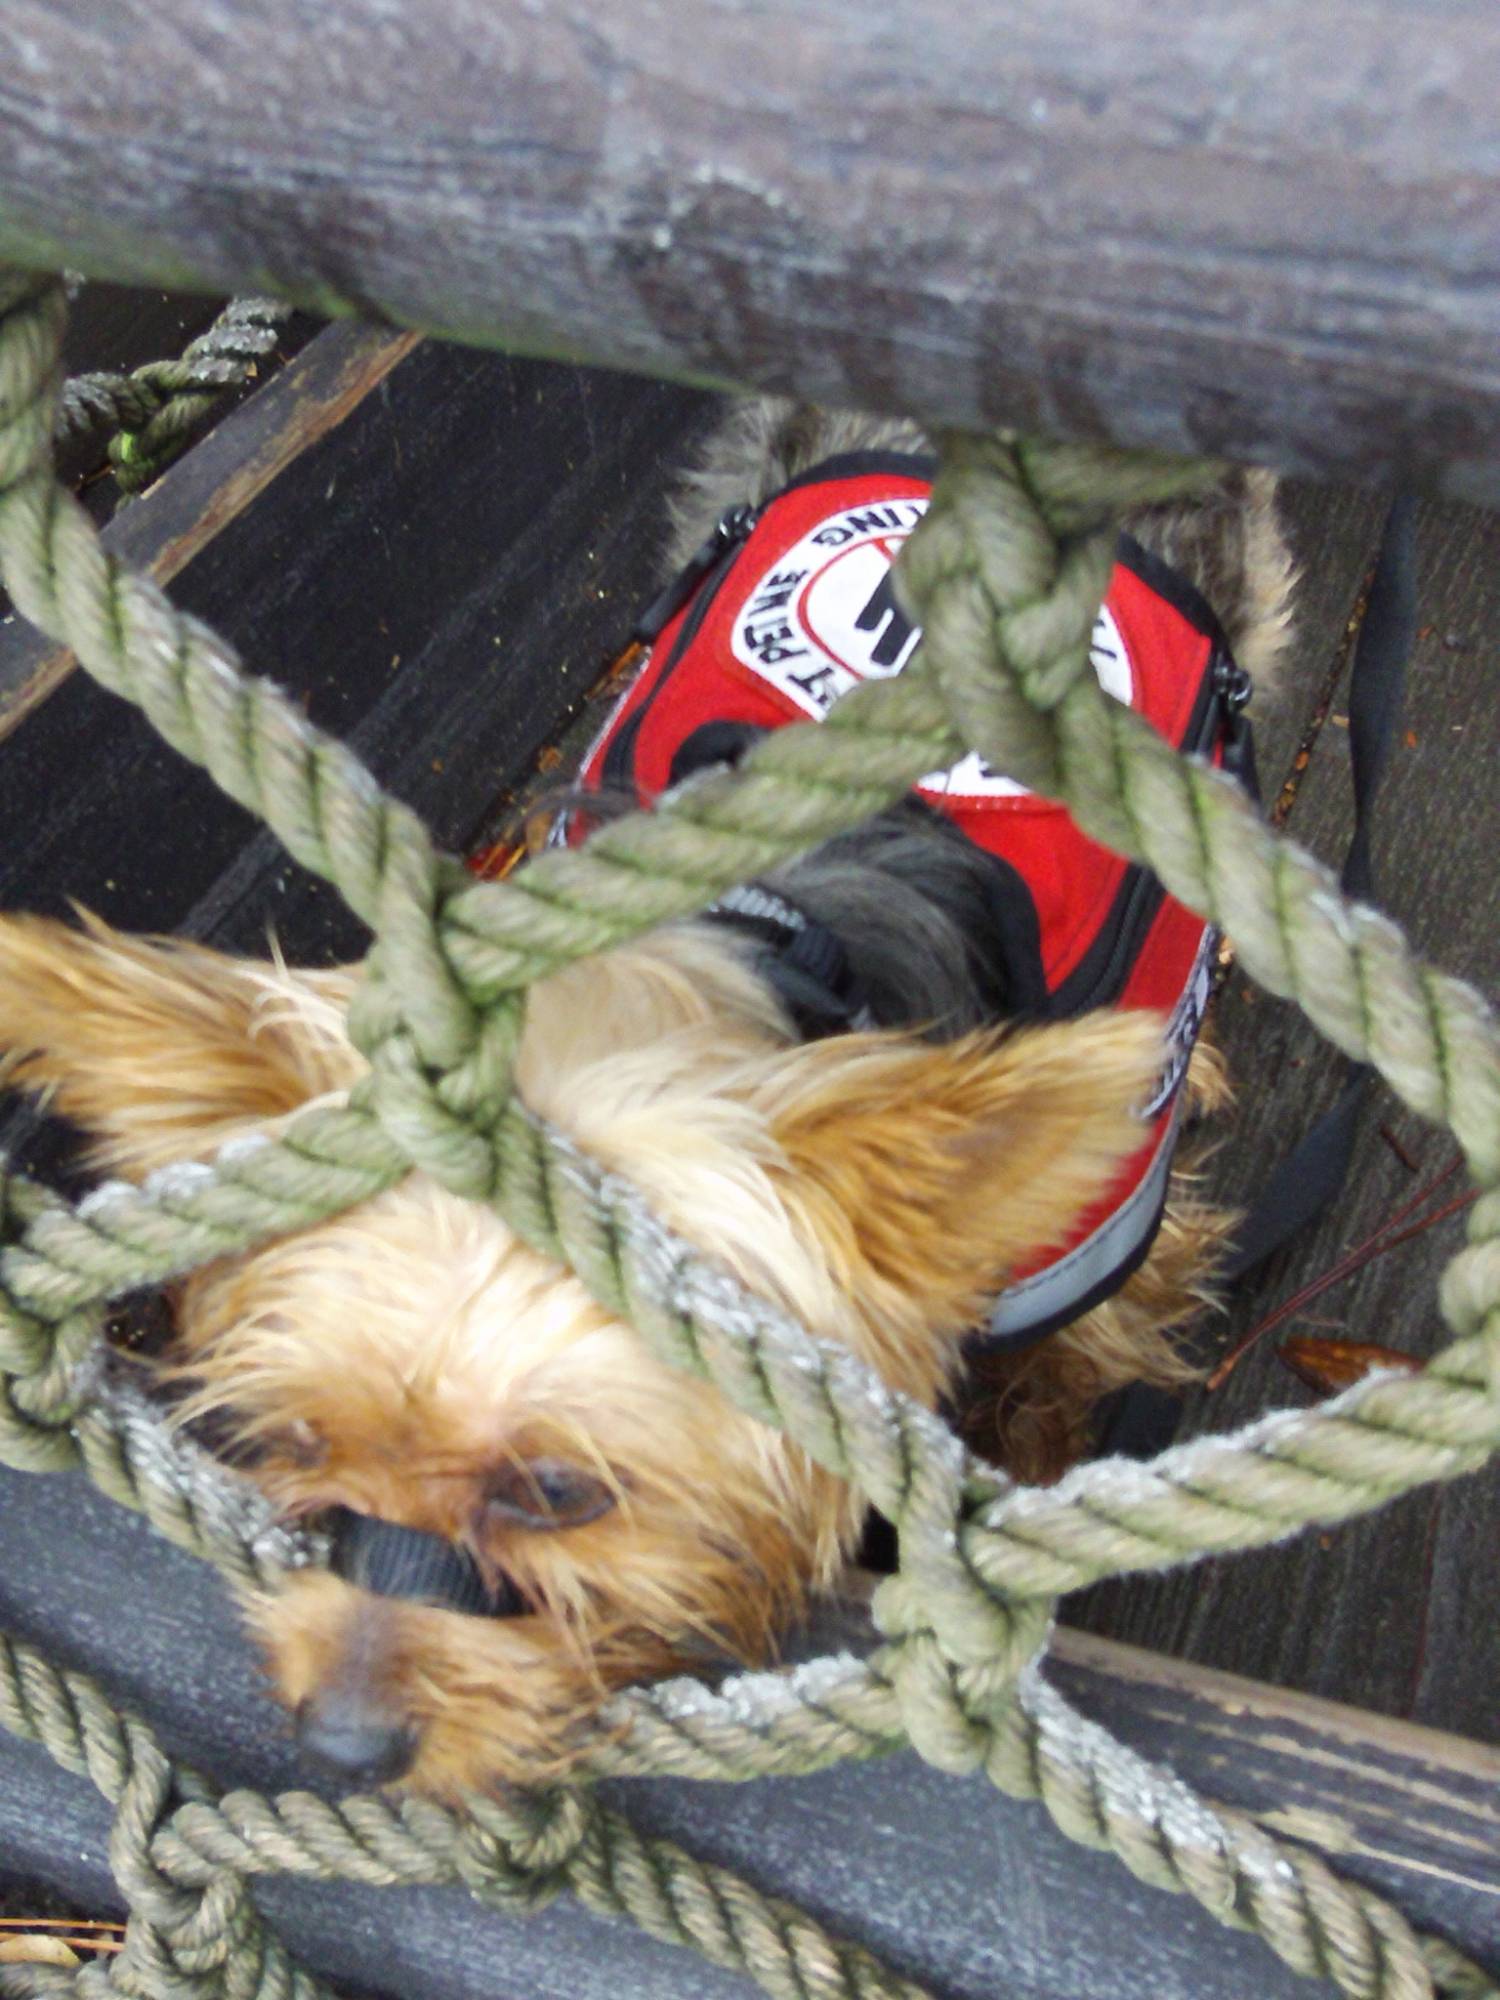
<box><xmin>708</xmin><ymin>883</ymin><xmax>875</xmax><ymax>1039</ymax></box>
<box><xmin>1213</xmin><ymin>653</ymin><xmax>1259</xmax><ymax>799</ymax></box>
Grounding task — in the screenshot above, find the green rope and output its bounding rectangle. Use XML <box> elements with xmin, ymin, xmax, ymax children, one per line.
<box><xmin>1</xmin><ymin>265</ymin><xmax>1497</xmax><ymax>2000</ymax></box>
<box><xmin>56</xmin><ymin>295</ymin><xmax>292</xmax><ymax>496</ymax></box>
<box><xmin>0</xmin><ymin>1635</ymin><xmax>335</xmax><ymax>2000</ymax></box>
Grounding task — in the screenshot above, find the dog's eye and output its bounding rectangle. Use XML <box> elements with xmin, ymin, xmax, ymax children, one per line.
<box><xmin>482</xmin><ymin>1459</ymin><xmax>617</xmax><ymax>1532</ymax></box>
<box><xmin>219</xmin><ymin>1418</ymin><xmax>326</xmax><ymax>1472</ymax></box>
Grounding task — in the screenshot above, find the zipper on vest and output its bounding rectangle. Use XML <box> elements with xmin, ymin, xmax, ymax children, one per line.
<box><xmin>603</xmin><ymin>503</ymin><xmax>762</xmax><ymax>791</ymax></box>
<box><xmin>633</xmin><ymin>502</ymin><xmax>759</xmax><ymax>643</ymax></box>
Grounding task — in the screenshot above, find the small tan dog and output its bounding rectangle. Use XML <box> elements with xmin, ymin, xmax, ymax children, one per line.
<box><xmin>0</xmin><ymin>402</ymin><xmax>1294</xmax><ymax>1795</ymax></box>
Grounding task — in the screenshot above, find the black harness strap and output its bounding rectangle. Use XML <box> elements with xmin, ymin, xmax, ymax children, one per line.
<box><xmin>707</xmin><ymin>881</ymin><xmax>877</xmax><ymax>1039</ymax></box>
<box><xmin>325</xmin><ymin>1507</ymin><xmax>530</xmax><ymax>1619</ymax></box>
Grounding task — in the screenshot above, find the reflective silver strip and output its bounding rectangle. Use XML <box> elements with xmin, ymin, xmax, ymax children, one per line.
<box><xmin>986</xmin><ymin>1093</ymin><xmax>1185</xmax><ymax>1341</ymax></box>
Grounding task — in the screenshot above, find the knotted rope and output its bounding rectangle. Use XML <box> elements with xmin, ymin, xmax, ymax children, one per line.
<box><xmin>0</xmin><ymin>265</ymin><xmax>1496</xmax><ymax>2000</ymax></box>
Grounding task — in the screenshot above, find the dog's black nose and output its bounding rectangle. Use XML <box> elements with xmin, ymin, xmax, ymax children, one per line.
<box><xmin>296</xmin><ymin>1693</ymin><xmax>417</xmax><ymax>1787</ymax></box>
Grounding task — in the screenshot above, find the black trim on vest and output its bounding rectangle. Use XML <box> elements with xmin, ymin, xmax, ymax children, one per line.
<box><xmin>668</xmin><ymin>720</ymin><xmax>765</xmax><ymax>786</ymax></box>
<box><xmin>774</xmin><ymin>448</ymin><xmax>938</xmax><ymax>495</ymax></box>
<box><xmin>634</xmin><ymin>502</ymin><xmax>759</xmax><ymax>643</ymax></box>
<box><xmin>600</xmin><ymin>705</ymin><xmax>647</xmax><ymax>791</ymax></box>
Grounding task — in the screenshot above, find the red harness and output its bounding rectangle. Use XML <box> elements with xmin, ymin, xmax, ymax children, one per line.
<box><xmin>578</xmin><ymin>453</ymin><xmax>1251</xmax><ymax>1347</ymax></box>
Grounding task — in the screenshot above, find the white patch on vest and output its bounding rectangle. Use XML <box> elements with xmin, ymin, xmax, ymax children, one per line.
<box><xmin>730</xmin><ymin>496</ymin><xmax>1134</xmax><ymax>799</ymax></box>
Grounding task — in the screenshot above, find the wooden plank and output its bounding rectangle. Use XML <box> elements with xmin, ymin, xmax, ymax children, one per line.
<box><xmin>0</xmin><ymin>319</ymin><xmax>418</xmax><ymax>738</ymax></box>
<box><xmin>2</xmin><ymin>1462</ymin><xmax>1497</xmax><ymax>1997</ymax></box>
<box><xmin>1069</xmin><ymin>493</ymin><xmax>1500</xmax><ymax>1740</ymax></box>
<box><xmin>3</xmin><ymin>2</ymin><xmax>1500</xmax><ymax>501</ymax></box>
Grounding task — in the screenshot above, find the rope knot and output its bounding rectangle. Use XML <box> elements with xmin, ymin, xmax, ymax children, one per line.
<box><xmin>895</xmin><ymin>432</ymin><xmax>1226</xmax><ymax>797</ymax></box>
<box><xmin>876</xmin><ymin>1617</ymin><xmax>1051</xmax><ymax>1779</ymax></box>
<box><xmin>453</xmin><ymin>1786</ymin><xmax>593</xmax><ymax>1911</ymax></box>
<box><xmin>345</xmin><ymin>853</ymin><xmax>529</xmax><ymax>1202</ymax></box>
<box><xmin>102</xmin><ymin>1720</ymin><xmax>265</xmax><ymax>1993</ymax></box>
<box><xmin>872</xmin><ymin>1459</ymin><xmax>1054</xmax><ymax>1775</ymax></box>
<box><xmin>0</xmin><ymin>1167</ymin><xmax>93</xmax><ymax>1471</ymax></box>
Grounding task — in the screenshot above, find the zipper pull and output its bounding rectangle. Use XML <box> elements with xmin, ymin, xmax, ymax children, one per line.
<box><xmin>634</xmin><ymin>501</ymin><xmax>759</xmax><ymax>643</ymax></box>
<box><xmin>1213</xmin><ymin>655</ymin><xmax>1253</xmax><ymax>712</ymax></box>
<box><xmin>1213</xmin><ymin>652</ymin><xmax>1260</xmax><ymax>799</ymax></box>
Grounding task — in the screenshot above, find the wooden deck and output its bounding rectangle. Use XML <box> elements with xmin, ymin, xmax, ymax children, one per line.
<box><xmin>0</xmin><ymin>295</ymin><xmax>1496</xmax><ymax>1995</ymax></box>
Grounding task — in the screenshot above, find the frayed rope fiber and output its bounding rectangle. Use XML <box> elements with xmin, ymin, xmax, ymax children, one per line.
<box><xmin>0</xmin><ymin>267</ymin><xmax>1496</xmax><ymax>2000</ymax></box>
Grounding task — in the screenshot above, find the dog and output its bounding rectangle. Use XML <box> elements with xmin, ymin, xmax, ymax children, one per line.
<box><xmin>0</xmin><ymin>399</ymin><xmax>1295</xmax><ymax>1795</ymax></box>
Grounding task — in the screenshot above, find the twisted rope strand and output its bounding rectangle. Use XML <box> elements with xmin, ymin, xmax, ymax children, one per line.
<box><xmin>56</xmin><ymin>297</ymin><xmax>292</xmax><ymax>495</ymax></box>
<box><xmin>2</xmin><ymin>1633</ymin><xmax>939</xmax><ymax>2000</ymax></box>
<box><xmin>592</xmin><ymin>1657</ymin><xmax>1495</xmax><ymax>2000</ymax></box>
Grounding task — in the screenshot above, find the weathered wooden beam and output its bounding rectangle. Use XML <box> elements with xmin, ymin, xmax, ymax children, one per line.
<box><xmin>2</xmin><ymin>2</ymin><xmax>1500</xmax><ymax>503</ymax></box>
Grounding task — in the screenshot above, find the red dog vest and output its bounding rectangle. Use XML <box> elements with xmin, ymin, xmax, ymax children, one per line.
<box><xmin>578</xmin><ymin>453</ymin><xmax>1251</xmax><ymax>1346</ymax></box>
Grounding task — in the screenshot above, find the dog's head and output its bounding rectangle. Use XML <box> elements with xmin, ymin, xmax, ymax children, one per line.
<box><xmin>0</xmin><ymin>911</ymin><xmax>1159</xmax><ymax>1792</ymax></box>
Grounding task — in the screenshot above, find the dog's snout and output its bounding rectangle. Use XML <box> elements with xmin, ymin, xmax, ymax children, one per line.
<box><xmin>296</xmin><ymin>1690</ymin><xmax>417</xmax><ymax>1787</ymax></box>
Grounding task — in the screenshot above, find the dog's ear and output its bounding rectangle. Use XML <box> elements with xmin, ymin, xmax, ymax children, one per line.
<box><xmin>764</xmin><ymin>1014</ymin><xmax>1165</xmax><ymax>1349</ymax></box>
<box><xmin>0</xmin><ymin>911</ymin><xmax>361</xmax><ymax>1175</ymax></box>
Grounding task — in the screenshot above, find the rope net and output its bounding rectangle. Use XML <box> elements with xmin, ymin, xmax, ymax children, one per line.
<box><xmin>0</xmin><ymin>266</ymin><xmax>1496</xmax><ymax>2000</ymax></box>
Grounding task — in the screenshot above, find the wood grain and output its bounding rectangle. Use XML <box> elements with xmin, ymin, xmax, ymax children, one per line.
<box><xmin>0</xmin><ymin>341</ymin><xmax>714</xmax><ymax>946</ymax></box>
<box><xmin>2</xmin><ymin>2</ymin><xmax>1500</xmax><ymax>499</ymax></box>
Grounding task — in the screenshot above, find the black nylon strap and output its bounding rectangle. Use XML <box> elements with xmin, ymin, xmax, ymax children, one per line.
<box><xmin>708</xmin><ymin>882</ymin><xmax>875</xmax><ymax>1037</ymax></box>
<box><xmin>325</xmin><ymin>1507</ymin><xmax>529</xmax><ymax>1619</ymax></box>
